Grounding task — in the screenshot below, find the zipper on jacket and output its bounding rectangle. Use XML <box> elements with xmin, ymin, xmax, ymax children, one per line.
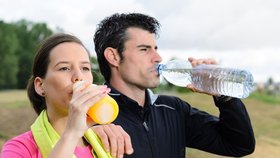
<box><xmin>143</xmin><ymin>121</ymin><xmax>149</xmax><ymax>132</ymax></box>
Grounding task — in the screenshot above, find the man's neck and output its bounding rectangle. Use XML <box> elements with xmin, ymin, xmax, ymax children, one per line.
<box><xmin>110</xmin><ymin>81</ymin><xmax>146</xmax><ymax>107</ymax></box>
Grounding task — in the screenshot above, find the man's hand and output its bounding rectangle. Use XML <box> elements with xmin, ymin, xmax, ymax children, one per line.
<box><xmin>91</xmin><ymin>124</ymin><xmax>133</xmax><ymax>158</ymax></box>
<box><xmin>186</xmin><ymin>57</ymin><xmax>220</xmax><ymax>96</ymax></box>
<box><xmin>188</xmin><ymin>57</ymin><xmax>217</xmax><ymax>67</ymax></box>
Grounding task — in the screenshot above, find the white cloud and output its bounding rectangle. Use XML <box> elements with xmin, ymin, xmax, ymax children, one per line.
<box><xmin>0</xmin><ymin>0</ymin><xmax>279</xmax><ymax>82</ymax></box>
<box><xmin>158</xmin><ymin>0</ymin><xmax>280</xmax><ymax>50</ymax></box>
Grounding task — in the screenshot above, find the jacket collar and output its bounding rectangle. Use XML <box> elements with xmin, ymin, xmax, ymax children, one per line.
<box><xmin>105</xmin><ymin>83</ymin><xmax>159</xmax><ymax>105</ymax></box>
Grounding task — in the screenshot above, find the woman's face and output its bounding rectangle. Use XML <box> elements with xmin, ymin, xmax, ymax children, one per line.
<box><xmin>36</xmin><ymin>42</ymin><xmax>93</xmax><ymax>115</ymax></box>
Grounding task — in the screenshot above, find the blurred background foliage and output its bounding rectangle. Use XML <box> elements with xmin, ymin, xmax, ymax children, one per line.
<box><xmin>0</xmin><ymin>20</ymin><xmax>53</xmax><ymax>89</ymax></box>
<box><xmin>0</xmin><ymin>19</ymin><xmax>192</xmax><ymax>93</ymax></box>
<box><xmin>0</xmin><ymin>19</ymin><xmax>279</xmax><ymax>98</ymax></box>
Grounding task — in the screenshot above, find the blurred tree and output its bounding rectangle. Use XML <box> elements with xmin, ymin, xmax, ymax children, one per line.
<box><xmin>265</xmin><ymin>77</ymin><xmax>275</xmax><ymax>95</ymax></box>
<box><xmin>0</xmin><ymin>19</ymin><xmax>53</xmax><ymax>89</ymax></box>
<box><xmin>14</xmin><ymin>20</ymin><xmax>53</xmax><ymax>89</ymax></box>
<box><xmin>90</xmin><ymin>56</ymin><xmax>105</xmax><ymax>85</ymax></box>
<box><xmin>0</xmin><ymin>21</ymin><xmax>19</xmax><ymax>89</ymax></box>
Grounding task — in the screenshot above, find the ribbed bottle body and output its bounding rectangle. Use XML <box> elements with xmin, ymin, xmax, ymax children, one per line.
<box><xmin>192</xmin><ymin>64</ymin><xmax>254</xmax><ymax>98</ymax></box>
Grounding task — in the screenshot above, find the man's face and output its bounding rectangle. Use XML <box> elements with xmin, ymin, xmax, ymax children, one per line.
<box><xmin>118</xmin><ymin>27</ymin><xmax>163</xmax><ymax>89</ymax></box>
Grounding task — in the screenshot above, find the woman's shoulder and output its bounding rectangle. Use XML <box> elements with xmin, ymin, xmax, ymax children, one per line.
<box><xmin>1</xmin><ymin>131</ymin><xmax>41</xmax><ymax>158</ymax></box>
<box><xmin>4</xmin><ymin>131</ymin><xmax>37</xmax><ymax>146</ymax></box>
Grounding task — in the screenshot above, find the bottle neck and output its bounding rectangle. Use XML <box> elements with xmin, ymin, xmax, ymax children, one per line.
<box><xmin>156</xmin><ymin>64</ymin><xmax>164</xmax><ymax>75</ymax></box>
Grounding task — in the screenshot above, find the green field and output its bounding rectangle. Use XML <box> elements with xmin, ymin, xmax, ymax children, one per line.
<box><xmin>1</xmin><ymin>90</ymin><xmax>280</xmax><ymax>157</ymax></box>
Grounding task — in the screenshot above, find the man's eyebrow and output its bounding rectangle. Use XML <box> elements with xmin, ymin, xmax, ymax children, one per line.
<box><xmin>137</xmin><ymin>45</ymin><xmax>158</xmax><ymax>49</ymax></box>
<box><xmin>137</xmin><ymin>44</ymin><xmax>152</xmax><ymax>48</ymax></box>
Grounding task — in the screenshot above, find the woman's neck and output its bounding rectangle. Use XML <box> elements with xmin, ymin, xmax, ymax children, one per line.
<box><xmin>46</xmin><ymin>108</ymin><xmax>88</xmax><ymax>147</ymax></box>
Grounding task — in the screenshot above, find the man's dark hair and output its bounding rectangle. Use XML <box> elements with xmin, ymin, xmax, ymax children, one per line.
<box><xmin>93</xmin><ymin>13</ymin><xmax>160</xmax><ymax>82</ymax></box>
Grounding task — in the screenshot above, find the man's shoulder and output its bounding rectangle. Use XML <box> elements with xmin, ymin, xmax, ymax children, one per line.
<box><xmin>156</xmin><ymin>93</ymin><xmax>184</xmax><ymax>102</ymax></box>
<box><xmin>154</xmin><ymin>94</ymin><xmax>190</xmax><ymax>109</ymax></box>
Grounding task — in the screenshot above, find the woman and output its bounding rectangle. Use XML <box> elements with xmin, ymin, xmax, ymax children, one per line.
<box><xmin>1</xmin><ymin>33</ymin><xmax>133</xmax><ymax>158</ymax></box>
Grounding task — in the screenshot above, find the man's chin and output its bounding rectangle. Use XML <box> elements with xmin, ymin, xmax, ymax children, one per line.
<box><xmin>148</xmin><ymin>81</ymin><xmax>160</xmax><ymax>89</ymax></box>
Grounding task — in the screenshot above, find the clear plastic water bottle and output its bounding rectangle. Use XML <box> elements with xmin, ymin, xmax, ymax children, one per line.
<box><xmin>156</xmin><ymin>59</ymin><xmax>254</xmax><ymax>98</ymax></box>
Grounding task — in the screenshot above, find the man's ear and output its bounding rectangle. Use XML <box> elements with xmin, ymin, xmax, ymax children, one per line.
<box><xmin>34</xmin><ymin>77</ymin><xmax>45</xmax><ymax>97</ymax></box>
<box><xmin>104</xmin><ymin>47</ymin><xmax>120</xmax><ymax>67</ymax></box>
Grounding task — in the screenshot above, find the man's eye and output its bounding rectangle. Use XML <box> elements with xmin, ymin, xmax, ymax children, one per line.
<box><xmin>140</xmin><ymin>48</ymin><xmax>148</xmax><ymax>51</ymax></box>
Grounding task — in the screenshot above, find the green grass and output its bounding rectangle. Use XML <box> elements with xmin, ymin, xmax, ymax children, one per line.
<box><xmin>0</xmin><ymin>90</ymin><xmax>30</xmax><ymax>108</ymax></box>
<box><xmin>249</xmin><ymin>92</ymin><xmax>280</xmax><ymax>105</ymax></box>
<box><xmin>0</xmin><ymin>133</ymin><xmax>9</xmax><ymax>139</ymax></box>
<box><xmin>1</xmin><ymin>90</ymin><xmax>280</xmax><ymax>157</ymax></box>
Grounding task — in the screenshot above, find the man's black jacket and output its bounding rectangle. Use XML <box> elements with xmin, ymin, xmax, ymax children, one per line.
<box><xmin>108</xmin><ymin>85</ymin><xmax>255</xmax><ymax>158</ymax></box>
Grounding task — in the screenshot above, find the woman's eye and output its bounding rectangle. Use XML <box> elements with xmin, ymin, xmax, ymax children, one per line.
<box><xmin>59</xmin><ymin>67</ymin><xmax>69</xmax><ymax>71</ymax></box>
<box><xmin>82</xmin><ymin>67</ymin><xmax>91</xmax><ymax>71</ymax></box>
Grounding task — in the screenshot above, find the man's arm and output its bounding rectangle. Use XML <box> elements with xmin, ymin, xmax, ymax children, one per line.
<box><xmin>186</xmin><ymin>97</ymin><xmax>255</xmax><ymax>157</ymax></box>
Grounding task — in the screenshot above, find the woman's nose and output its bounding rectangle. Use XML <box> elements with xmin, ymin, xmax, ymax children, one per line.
<box><xmin>72</xmin><ymin>70</ymin><xmax>83</xmax><ymax>83</ymax></box>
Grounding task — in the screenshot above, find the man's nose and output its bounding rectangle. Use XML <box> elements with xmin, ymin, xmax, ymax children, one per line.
<box><xmin>153</xmin><ymin>50</ymin><xmax>162</xmax><ymax>63</ymax></box>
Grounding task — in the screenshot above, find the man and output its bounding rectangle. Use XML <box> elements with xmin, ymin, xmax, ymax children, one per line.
<box><xmin>93</xmin><ymin>13</ymin><xmax>255</xmax><ymax>158</ymax></box>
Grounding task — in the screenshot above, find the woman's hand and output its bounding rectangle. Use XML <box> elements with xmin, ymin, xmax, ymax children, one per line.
<box><xmin>92</xmin><ymin>124</ymin><xmax>134</xmax><ymax>158</ymax></box>
<box><xmin>66</xmin><ymin>82</ymin><xmax>110</xmax><ymax>139</ymax></box>
<box><xmin>49</xmin><ymin>82</ymin><xmax>111</xmax><ymax>158</ymax></box>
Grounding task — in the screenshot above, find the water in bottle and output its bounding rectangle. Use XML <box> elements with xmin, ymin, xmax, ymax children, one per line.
<box><xmin>156</xmin><ymin>59</ymin><xmax>254</xmax><ymax>98</ymax></box>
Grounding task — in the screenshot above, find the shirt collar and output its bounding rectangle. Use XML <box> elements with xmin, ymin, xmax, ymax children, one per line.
<box><xmin>105</xmin><ymin>83</ymin><xmax>159</xmax><ymax>106</ymax></box>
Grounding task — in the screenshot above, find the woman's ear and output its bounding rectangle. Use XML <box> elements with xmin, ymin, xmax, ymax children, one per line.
<box><xmin>34</xmin><ymin>77</ymin><xmax>45</xmax><ymax>97</ymax></box>
<box><xmin>104</xmin><ymin>47</ymin><xmax>120</xmax><ymax>67</ymax></box>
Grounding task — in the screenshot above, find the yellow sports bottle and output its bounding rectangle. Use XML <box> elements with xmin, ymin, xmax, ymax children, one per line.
<box><xmin>73</xmin><ymin>81</ymin><xmax>119</xmax><ymax>124</ymax></box>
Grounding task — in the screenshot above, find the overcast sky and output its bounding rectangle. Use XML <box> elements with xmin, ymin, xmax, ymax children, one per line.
<box><xmin>1</xmin><ymin>0</ymin><xmax>279</xmax><ymax>82</ymax></box>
